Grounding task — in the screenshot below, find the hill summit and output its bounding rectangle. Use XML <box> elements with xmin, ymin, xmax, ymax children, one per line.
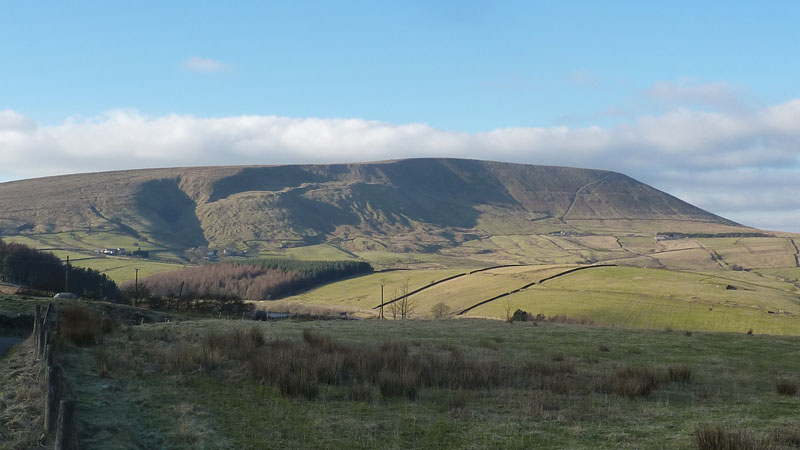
<box><xmin>0</xmin><ymin>158</ymin><xmax>745</xmax><ymax>261</ymax></box>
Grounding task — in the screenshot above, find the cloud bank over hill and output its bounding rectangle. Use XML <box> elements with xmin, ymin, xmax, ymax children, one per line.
<box><xmin>1</xmin><ymin>100</ymin><xmax>799</xmax><ymax>231</ymax></box>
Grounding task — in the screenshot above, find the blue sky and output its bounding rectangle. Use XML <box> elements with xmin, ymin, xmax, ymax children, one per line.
<box><xmin>2</xmin><ymin>1</ymin><xmax>800</xmax><ymax>230</ymax></box>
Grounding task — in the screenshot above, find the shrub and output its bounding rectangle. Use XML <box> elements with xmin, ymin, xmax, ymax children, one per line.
<box><xmin>511</xmin><ymin>309</ymin><xmax>531</xmax><ymax>322</ymax></box>
<box><xmin>598</xmin><ymin>344</ymin><xmax>610</xmax><ymax>352</ymax></box>
<box><xmin>776</xmin><ymin>378</ymin><xmax>798</xmax><ymax>396</ymax></box>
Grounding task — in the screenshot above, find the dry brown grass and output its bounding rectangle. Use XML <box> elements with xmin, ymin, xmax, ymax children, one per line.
<box><xmin>599</xmin><ymin>366</ymin><xmax>662</xmax><ymax>398</ymax></box>
<box><xmin>144</xmin><ymin>326</ymin><xmax>684</xmax><ymax>404</ymax></box>
<box><xmin>0</xmin><ymin>339</ymin><xmax>44</xmax><ymax>449</ymax></box>
<box><xmin>59</xmin><ymin>304</ymin><xmax>104</xmax><ymax>346</ymax></box>
<box><xmin>769</xmin><ymin>426</ymin><xmax>800</xmax><ymax>447</ymax></box>
<box><xmin>668</xmin><ymin>365</ymin><xmax>693</xmax><ymax>384</ymax></box>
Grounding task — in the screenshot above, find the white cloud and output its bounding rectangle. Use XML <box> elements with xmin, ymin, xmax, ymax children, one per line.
<box><xmin>182</xmin><ymin>57</ymin><xmax>234</xmax><ymax>73</ymax></box>
<box><xmin>1</xmin><ymin>100</ymin><xmax>799</xmax><ymax>231</ymax></box>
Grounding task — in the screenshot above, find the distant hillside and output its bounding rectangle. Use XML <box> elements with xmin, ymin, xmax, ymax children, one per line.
<box><xmin>0</xmin><ymin>159</ymin><xmax>748</xmax><ymax>263</ymax></box>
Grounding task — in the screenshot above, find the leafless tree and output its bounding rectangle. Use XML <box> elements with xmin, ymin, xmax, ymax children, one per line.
<box><xmin>399</xmin><ymin>279</ymin><xmax>417</xmax><ymax>319</ymax></box>
<box><xmin>431</xmin><ymin>302</ymin><xmax>451</xmax><ymax>319</ymax></box>
<box><xmin>389</xmin><ymin>288</ymin><xmax>400</xmax><ymax>320</ymax></box>
<box><xmin>504</xmin><ymin>299</ymin><xmax>513</xmax><ymax>323</ymax></box>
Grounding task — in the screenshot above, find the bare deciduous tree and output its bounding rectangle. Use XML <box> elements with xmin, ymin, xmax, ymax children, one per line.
<box><xmin>431</xmin><ymin>302</ymin><xmax>451</xmax><ymax>319</ymax></box>
<box><xmin>389</xmin><ymin>288</ymin><xmax>400</xmax><ymax>320</ymax></box>
<box><xmin>399</xmin><ymin>279</ymin><xmax>416</xmax><ymax>319</ymax></box>
<box><xmin>504</xmin><ymin>299</ymin><xmax>513</xmax><ymax>323</ymax></box>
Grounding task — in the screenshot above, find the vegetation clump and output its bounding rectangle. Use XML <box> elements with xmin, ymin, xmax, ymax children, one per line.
<box><xmin>775</xmin><ymin>378</ymin><xmax>798</xmax><ymax>396</ymax></box>
<box><xmin>59</xmin><ymin>304</ymin><xmax>106</xmax><ymax>346</ymax></box>
<box><xmin>694</xmin><ymin>425</ymin><xmax>767</xmax><ymax>450</ymax></box>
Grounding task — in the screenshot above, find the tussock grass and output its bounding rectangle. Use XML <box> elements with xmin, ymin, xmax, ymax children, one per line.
<box><xmin>769</xmin><ymin>426</ymin><xmax>800</xmax><ymax>447</ymax></box>
<box><xmin>60</xmin><ymin>304</ymin><xmax>105</xmax><ymax>345</ymax></box>
<box><xmin>695</xmin><ymin>425</ymin><xmax>767</xmax><ymax>450</ymax></box>
<box><xmin>147</xmin><ymin>326</ymin><xmax>684</xmax><ymax>404</ymax></box>
<box><xmin>668</xmin><ymin>365</ymin><xmax>693</xmax><ymax>384</ymax></box>
<box><xmin>775</xmin><ymin>378</ymin><xmax>798</xmax><ymax>396</ymax></box>
<box><xmin>599</xmin><ymin>366</ymin><xmax>662</xmax><ymax>398</ymax></box>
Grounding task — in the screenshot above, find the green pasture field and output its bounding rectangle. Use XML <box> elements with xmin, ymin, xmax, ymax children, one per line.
<box><xmin>466</xmin><ymin>266</ymin><xmax>800</xmax><ymax>335</ymax></box>
<box><xmin>758</xmin><ymin>267</ymin><xmax>800</xmax><ymax>283</ymax></box>
<box><xmin>73</xmin><ymin>258</ymin><xmax>188</xmax><ymax>284</ymax></box>
<box><xmin>33</xmin><ymin>317</ymin><xmax>800</xmax><ymax>450</ymax></box>
<box><xmin>282</xmin><ymin>243</ymin><xmax>357</xmax><ymax>261</ymax></box>
<box><xmin>396</xmin><ymin>265</ymin><xmax>577</xmax><ymax>316</ymax></box>
<box><xmin>264</xmin><ymin>268</ymin><xmax>469</xmax><ymax>313</ymax></box>
<box><xmin>276</xmin><ymin>264</ymin><xmax>800</xmax><ymax>335</ymax></box>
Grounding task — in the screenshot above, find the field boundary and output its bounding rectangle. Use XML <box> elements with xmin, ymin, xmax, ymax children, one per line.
<box><xmin>457</xmin><ymin>264</ymin><xmax>617</xmax><ymax>315</ymax></box>
<box><xmin>371</xmin><ymin>264</ymin><xmax>527</xmax><ymax>310</ymax></box>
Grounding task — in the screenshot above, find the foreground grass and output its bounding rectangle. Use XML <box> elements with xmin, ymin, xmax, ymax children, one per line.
<box><xmin>55</xmin><ymin>317</ymin><xmax>800</xmax><ymax>449</ymax></box>
<box><xmin>0</xmin><ymin>339</ymin><xmax>43</xmax><ymax>449</ymax></box>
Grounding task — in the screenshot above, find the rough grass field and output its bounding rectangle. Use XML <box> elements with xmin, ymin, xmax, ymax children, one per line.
<box><xmin>19</xmin><ymin>317</ymin><xmax>799</xmax><ymax>450</ymax></box>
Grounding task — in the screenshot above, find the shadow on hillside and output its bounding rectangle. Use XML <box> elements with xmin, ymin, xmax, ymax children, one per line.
<box><xmin>135</xmin><ymin>178</ymin><xmax>208</xmax><ymax>250</ymax></box>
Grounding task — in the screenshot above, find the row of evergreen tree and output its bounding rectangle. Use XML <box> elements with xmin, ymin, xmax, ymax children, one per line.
<box><xmin>0</xmin><ymin>239</ymin><xmax>120</xmax><ymax>300</ymax></box>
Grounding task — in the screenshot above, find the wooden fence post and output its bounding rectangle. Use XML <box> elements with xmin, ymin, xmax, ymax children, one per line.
<box><xmin>54</xmin><ymin>399</ymin><xmax>77</xmax><ymax>450</ymax></box>
<box><xmin>43</xmin><ymin>303</ymin><xmax>53</xmax><ymax>327</ymax></box>
<box><xmin>38</xmin><ymin>322</ymin><xmax>47</xmax><ymax>358</ymax></box>
<box><xmin>33</xmin><ymin>305</ymin><xmax>41</xmax><ymax>340</ymax></box>
<box><xmin>45</xmin><ymin>365</ymin><xmax>62</xmax><ymax>434</ymax></box>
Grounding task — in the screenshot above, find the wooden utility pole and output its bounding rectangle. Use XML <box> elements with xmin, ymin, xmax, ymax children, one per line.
<box><xmin>134</xmin><ymin>268</ymin><xmax>140</xmax><ymax>305</ymax></box>
<box><xmin>65</xmin><ymin>255</ymin><xmax>69</xmax><ymax>292</ymax></box>
<box><xmin>177</xmin><ymin>281</ymin><xmax>184</xmax><ymax>311</ymax></box>
<box><xmin>379</xmin><ymin>284</ymin><xmax>385</xmax><ymax>320</ymax></box>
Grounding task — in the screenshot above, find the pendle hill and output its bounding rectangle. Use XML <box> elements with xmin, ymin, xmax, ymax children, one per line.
<box><xmin>0</xmin><ymin>158</ymin><xmax>759</xmax><ymax>267</ymax></box>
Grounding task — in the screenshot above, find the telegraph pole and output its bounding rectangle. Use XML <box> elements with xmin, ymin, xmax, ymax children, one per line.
<box><xmin>134</xmin><ymin>268</ymin><xmax>140</xmax><ymax>305</ymax></box>
<box><xmin>380</xmin><ymin>284</ymin><xmax>385</xmax><ymax>320</ymax></box>
<box><xmin>65</xmin><ymin>255</ymin><xmax>70</xmax><ymax>293</ymax></box>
